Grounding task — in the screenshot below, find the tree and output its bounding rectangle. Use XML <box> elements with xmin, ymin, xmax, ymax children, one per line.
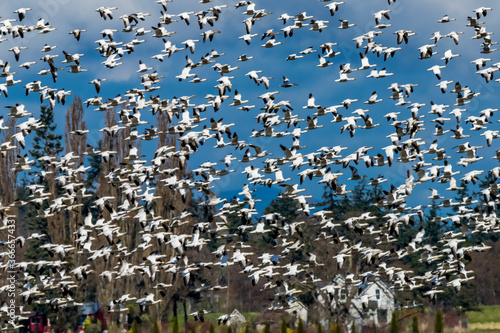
<box><xmin>29</xmin><ymin>105</ymin><xmax>64</xmax><ymax>171</ymax></box>
<box><xmin>130</xmin><ymin>320</ymin><xmax>138</xmax><ymax>333</ymax></box>
<box><xmin>0</xmin><ymin>116</ymin><xmax>18</xmax><ymax>206</ymax></box>
<box><xmin>434</xmin><ymin>308</ymin><xmax>444</xmax><ymax>333</ymax></box>
<box><xmin>411</xmin><ymin>316</ymin><xmax>419</xmax><ymax>333</ymax></box>
<box><xmin>152</xmin><ymin>320</ymin><xmax>160</xmax><ymax>333</ymax></box>
<box><xmin>64</xmin><ymin>96</ymin><xmax>88</xmax><ymax>242</ymax></box>
<box><xmin>27</xmin><ymin>105</ymin><xmax>65</xmax><ymax>244</ymax></box>
<box><xmin>84</xmin><ymin>318</ymin><xmax>102</xmax><ymax>333</ymax></box>
<box><xmin>281</xmin><ymin>318</ymin><xmax>287</xmax><ymax>333</ymax></box>
<box><xmin>264</xmin><ymin>195</ymin><xmax>299</xmax><ymax>222</ymax></box>
<box><xmin>350</xmin><ymin>321</ymin><xmax>356</xmax><ymax>333</ymax></box>
<box><xmin>263</xmin><ymin>321</ymin><xmax>270</xmax><ymax>333</ymax></box>
<box><xmin>172</xmin><ymin>316</ymin><xmax>180</xmax><ymax>333</ymax></box>
<box><xmin>390</xmin><ymin>311</ymin><xmax>398</xmax><ymax>333</ymax></box>
<box><xmin>297</xmin><ymin>318</ymin><xmax>305</xmax><ymax>333</ymax></box>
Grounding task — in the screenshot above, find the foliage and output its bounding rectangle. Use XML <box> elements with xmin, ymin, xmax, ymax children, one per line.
<box><xmin>130</xmin><ymin>320</ymin><xmax>138</xmax><ymax>333</ymax></box>
<box><xmin>84</xmin><ymin>318</ymin><xmax>102</xmax><ymax>333</ymax></box>
<box><xmin>466</xmin><ymin>305</ymin><xmax>500</xmax><ymax>324</ymax></box>
<box><xmin>263</xmin><ymin>321</ymin><xmax>270</xmax><ymax>333</ymax></box>
<box><xmin>297</xmin><ymin>318</ymin><xmax>305</xmax><ymax>333</ymax></box>
<box><xmin>281</xmin><ymin>319</ymin><xmax>287</xmax><ymax>333</ymax></box>
<box><xmin>153</xmin><ymin>320</ymin><xmax>160</xmax><ymax>333</ymax></box>
<box><xmin>173</xmin><ymin>316</ymin><xmax>180</xmax><ymax>333</ymax></box>
<box><xmin>434</xmin><ymin>308</ymin><xmax>444</xmax><ymax>333</ymax></box>
<box><xmin>412</xmin><ymin>316</ymin><xmax>419</xmax><ymax>333</ymax></box>
<box><xmin>85</xmin><ymin>141</ymin><xmax>102</xmax><ymax>189</ymax></box>
<box><xmin>264</xmin><ymin>195</ymin><xmax>299</xmax><ymax>222</ymax></box>
<box><xmin>29</xmin><ymin>105</ymin><xmax>64</xmax><ymax>172</ymax></box>
<box><xmin>140</xmin><ymin>314</ymin><xmax>152</xmax><ymax>327</ymax></box>
<box><xmin>390</xmin><ymin>311</ymin><xmax>398</xmax><ymax>333</ymax></box>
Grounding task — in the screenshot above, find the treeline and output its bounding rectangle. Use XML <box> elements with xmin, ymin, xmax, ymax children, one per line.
<box><xmin>1</xmin><ymin>98</ymin><xmax>499</xmax><ymax>331</ymax></box>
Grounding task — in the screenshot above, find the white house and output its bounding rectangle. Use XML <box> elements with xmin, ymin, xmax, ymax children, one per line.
<box><xmin>284</xmin><ymin>299</ymin><xmax>308</xmax><ymax>326</ymax></box>
<box><xmin>228</xmin><ymin>309</ymin><xmax>246</xmax><ymax>331</ymax></box>
<box><xmin>327</xmin><ymin>275</ymin><xmax>396</xmax><ymax>332</ymax></box>
<box><xmin>350</xmin><ymin>278</ymin><xmax>396</xmax><ymax>331</ymax></box>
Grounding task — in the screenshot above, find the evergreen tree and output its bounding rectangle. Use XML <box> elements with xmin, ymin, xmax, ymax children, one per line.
<box><xmin>334</xmin><ymin>323</ymin><xmax>342</xmax><ymax>333</ymax></box>
<box><xmin>350</xmin><ymin>321</ymin><xmax>356</xmax><ymax>333</ymax></box>
<box><xmin>130</xmin><ymin>320</ymin><xmax>138</xmax><ymax>333</ymax></box>
<box><xmin>85</xmin><ymin>141</ymin><xmax>102</xmax><ymax>190</ymax></box>
<box><xmin>263</xmin><ymin>321</ymin><xmax>270</xmax><ymax>333</ymax></box>
<box><xmin>411</xmin><ymin>316</ymin><xmax>419</xmax><ymax>333</ymax></box>
<box><xmin>29</xmin><ymin>105</ymin><xmax>64</xmax><ymax>172</ymax></box>
<box><xmin>26</xmin><ymin>105</ymin><xmax>64</xmax><ymax>245</ymax></box>
<box><xmin>152</xmin><ymin>320</ymin><xmax>160</xmax><ymax>333</ymax></box>
<box><xmin>297</xmin><ymin>318</ymin><xmax>305</xmax><ymax>333</ymax></box>
<box><xmin>390</xmin><ymin>311</ymin><xmax>398</xmax><ymax>333</ymax></box>
<box><xmin>172</xmin><ymin>316</ymin><xmax>180</xmax><ymax>333</ymax></box>
<box><xmin>434</xmin><ymin>308</ymin><xmax>444</xmax><ymax>333</ymax></box>
<box><xmin>317</xmin><ymin>322</ymin><xmax>323</xmax><ymax>333</ymax></box>
<box><xmin>281</xmin><ymin>318</ymin><xmax>287</xmax><ymax>333</ymax></box>
<box><xmin>264</xmin><ymin>194</ymin><xmax>299</xmax><ymax>222</ymax></box>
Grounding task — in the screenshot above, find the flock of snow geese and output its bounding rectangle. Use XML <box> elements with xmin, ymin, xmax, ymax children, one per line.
<box><xmin>1</xmin><ymin>0</ymin><xmax>500</xmax><ymax>329</ymax></box>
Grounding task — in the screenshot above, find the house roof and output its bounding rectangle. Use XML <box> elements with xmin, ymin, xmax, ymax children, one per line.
<box><xmin>285</xmin><ymin>300</ymin><xmax>307</xmax><ymax>311</ymax></box>
<box><xmin>360</xmin><ymin>278</ymin><xmax>396</xmax><ymax>298</ymax></box>
<box><xmin>230</xmin><ymin>309</ymin><xmax>246</xmax><ymax>321</ymax></box>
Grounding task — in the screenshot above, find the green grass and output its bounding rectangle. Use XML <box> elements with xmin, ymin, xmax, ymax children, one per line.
<box><xmin>466</xmin><ymin>305</ymin><xmax>500</xmax><ymax>324</ymax></box>
<box><xmin>168</xmin><ymin>312</ymin><xmax>260</xmax><ymax>330</ymax></box>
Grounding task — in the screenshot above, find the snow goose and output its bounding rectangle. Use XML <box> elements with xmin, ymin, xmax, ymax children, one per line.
<box><xmin>325</xmin><ymin>2</ymin><xmax>344</xmax><ymax>16</ymax></box>
<box><xmin>338</xmin><ymin>19</ymin><xmax>355</xmax><ymax>29</ymax></box>
<box><xmin>437</xmin><ymin>14</ymin><xmax>455</xmax><ymax>23</ymax></box>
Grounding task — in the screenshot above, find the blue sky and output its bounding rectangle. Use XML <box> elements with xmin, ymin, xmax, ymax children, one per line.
<box><xmin>1</xmin><ymin>0</ymin><xmax>500</xmax><ymax>213</ymax></box>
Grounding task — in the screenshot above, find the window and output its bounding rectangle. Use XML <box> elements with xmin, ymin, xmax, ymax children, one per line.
<box><xmin>340</xmin><ymin>290</ymin><xmax>347</xmax><ymax>301</ymax></box>
<box><xmin>376</xmin><ymin>289</ymin><xmax>380</xmax><ymax>300</ymax></box>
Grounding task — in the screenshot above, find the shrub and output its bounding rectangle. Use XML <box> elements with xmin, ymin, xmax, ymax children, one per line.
<box><xmin>297</xmin><ymin>318</ymin><xmax>305</xmax><ymax>333</ymax></box>
<box><xmin>130</xmin><ymin>320</ymin><xmax>138</xmax><ymax>333</ymax></box>
<box><xmin>263</xmin><ymin>321</ymin><xmax>270</xmax><ymax>333</ymax></box>
<box><xmin>412</xmin><ymin>316</ymin><xmax>419</xmax><ymax>333</ymax></box>
<box><xmin>153</xmin><ymin>320</ymin><xmax>160</xmax><ymax>333</ymax></box>
<box><xmin>281</xmin><ymin>319</ymin><xmax>287</xmax><ymax>333</ymax></box>
<box><xmin>390</xmin><ymin>311</ymin><xmax>398</xmax><ymax>333</ymax></box>
<box><xmin>84</xmin><ymin>318</ymin><xmax>102</xmax><ymax>333</ymax></box>
<box><xmin>435</xmin><ymin>309</ymin><xmax>444</xmax><ymax>333</ymax></box>
<box><xmin>172</xmin><ymin>316</ymin><xmax>180</xmax><ymax>333</ymax></box>
<box><xmin>350</xmin><ymin>322</ymin><xmax>356</xmax><ymax>333</ymax></box>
